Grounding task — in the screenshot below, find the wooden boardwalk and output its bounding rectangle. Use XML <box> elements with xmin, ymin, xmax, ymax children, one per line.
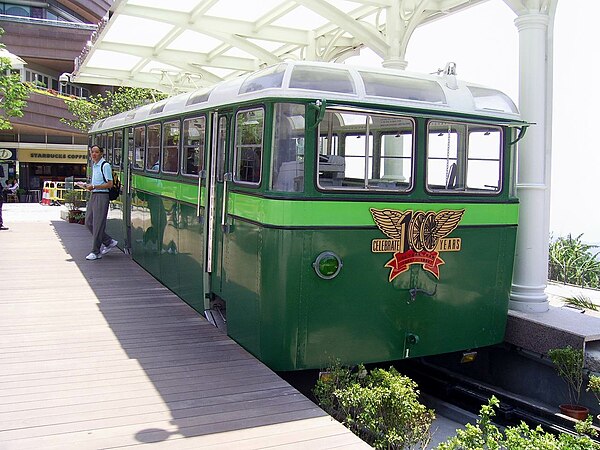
<box><xmin>0</xmin><ymin>204</ymin><xmax>369</xmax><ymax>449</ymax></box>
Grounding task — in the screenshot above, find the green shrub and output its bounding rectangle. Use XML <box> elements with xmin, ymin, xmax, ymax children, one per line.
<box><xmin>436</xmin><ymin>396</ymin><xmax>599</xmax><ymax>450</ymax></box>
<box><xmin>313</xmin><ymin>363</ymin><xmax>434</xmax><ymax>449</ymax></box>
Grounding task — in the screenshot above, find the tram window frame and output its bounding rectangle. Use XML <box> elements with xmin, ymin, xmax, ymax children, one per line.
<box><xmin>146</xmin><ymin>123</ymin><xmax>161</xmax><ymax>173</ymax></box>
<box><xmin>161</xmin><ymin>120</ymin><xmax>181</xmax><ymax>175</ymax></box>
<box><xmin>271</xmin><ymin>103</ymin><xmax>305</xmax><ymax>192</ymax></box>
<box><xmin>113</xmin><ymin>130</ymin><xmax>123</xmax><ymax>168</ymax></box>
<box><xmin>133</xmin><ymin>126</ymin><xmax>146</xmax><ymax>171</ymax></box>
<box><xmin>182</xmin><ymin>116</ymin><xmax>205</xmax><ymax>178</ymax></box>
<box><xmin>316</xmin><ymin>109</ymin><xmax>415</xmax><ymax>192</ymax></box>
<box><xmin>106</xmin><ymin>132</ymin><xmax>113</xmax><ymax>164</ymax></box>
<box><xmin>426</xmin><ymin>121</ymin><xmax>503</xmax><ymax>194</ymax></box>
<box><xmin>233</xmin><ymin>107</ymin><xmax>264</xmax><ymax>186</ymax></box>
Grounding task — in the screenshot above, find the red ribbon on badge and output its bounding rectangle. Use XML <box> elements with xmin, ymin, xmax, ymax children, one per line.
<box><xmin>385</xmin><ymin>249</ymin><xmax>445</xmax><ymax>281</ymax></box>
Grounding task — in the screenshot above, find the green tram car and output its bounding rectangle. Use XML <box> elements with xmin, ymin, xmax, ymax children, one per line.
<box><xmin>90</xmin><ymin>61</ymin><xmax>525</xmax><ymax>371</ymax></box>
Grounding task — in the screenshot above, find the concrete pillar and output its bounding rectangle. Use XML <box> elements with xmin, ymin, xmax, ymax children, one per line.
<box><xmin>510</xmin><ymin>12</ymin><xmax>552</xmax><ymax>312</ymax></box>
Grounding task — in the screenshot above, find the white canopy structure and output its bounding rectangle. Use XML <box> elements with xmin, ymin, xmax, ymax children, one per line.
<box><xmin>73</xmin><ymin>0</ymin><xmax>558</xmax><ymax>313</ymax></box>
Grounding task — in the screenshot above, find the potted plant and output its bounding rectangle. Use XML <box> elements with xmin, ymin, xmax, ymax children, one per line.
<box><xmin>63</xmin><ymin>189</ymin><xmax>85</xmax><ymax>223</ymax></box>
<box><xmin>548</xmin><ymin>345</ymin><xmax>589</xmax><ymax>420</ymax></box>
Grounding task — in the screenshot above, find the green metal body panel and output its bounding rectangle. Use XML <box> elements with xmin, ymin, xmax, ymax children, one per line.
<box><xmin>220</xmin><ymin>205</ymin><xmax>517</xmax><ymax>370</ymax></box>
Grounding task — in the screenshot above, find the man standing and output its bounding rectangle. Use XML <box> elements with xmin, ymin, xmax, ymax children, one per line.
<box><xmin>84</xmin><ymin>145</ymin><xmax>117</xmax><ymax>260</ymax></box>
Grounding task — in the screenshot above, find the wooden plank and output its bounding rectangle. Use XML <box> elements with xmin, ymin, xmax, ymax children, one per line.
<box><xmin>0</xmin><ymin>204</ymin><xmax>369</xmax><ymax>449</ymax></box>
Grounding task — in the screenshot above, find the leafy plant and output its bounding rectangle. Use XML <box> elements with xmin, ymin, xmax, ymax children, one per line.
<box><xmin>61</xmin><ymin>86</ymin><xmax>168</xmax><ymax>132</ymax></box>
<box><xmin>549</xmin><ymin>234</ymin><xmax>600</xmax><ymax>289</ymax></box>
<box><xmin>62</xmin><ymin>189</ymin><xmax>85</xmax><ymax>211</ymax></box>
<box><xmin>436</xmin><ymin>396</ymin><xmax>599</xmax><ymax>450</ymax></box>
<box><xmin>313</xmin><ymin>362</ymin><xmax>434</xmax><ymax>449</ymax></box>
<box><xmin>0</xmin><ymin>27</ymin><xmax>29</xmax><ymax>130</ymax></box>
<box><xmin>563</xmin><ymin>294</ymin><xmax>598</xmax><ymax>312</ymax></box>
<box><xmin>548</xmin><ymin>346</ymin><xmax>585</xmax><ymax>406</ymax></box>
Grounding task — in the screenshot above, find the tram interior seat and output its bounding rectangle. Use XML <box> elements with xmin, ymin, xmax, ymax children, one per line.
<box><xmin>274</xmin><ymin>160</ymin><xmax>304</xmax><ymax>191</ymax></box>
<box><xmin>318</xmin><ymin>155</ymin><xmax>345</xmax><ymax>186</ymax></box>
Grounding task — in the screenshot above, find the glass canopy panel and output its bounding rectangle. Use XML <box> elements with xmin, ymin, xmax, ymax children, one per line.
<box><xmin>360</xmin><ymin>71</ymin><xmax>447</xmax><ymax>104</ymax></box>
<box><xmin>86</xmin><ymin>50</ymin><xmax>142</xmax><ymax>70</ymax></box>
<box><xmin>127</xmin><ymin>0</ymin><xmax>200</xmax><ymax>12</ymax></box>
<box><xmin>467</xmin><ymin>86</ymin><xmax>518</xmax><ymax>114</ymax></box>
<box><xmin>103</xmin><ymin>15</ymin><xmax>173</xmax><ymax>47</ymax></box>
<box><xmin>290</xmin><ymin>66</ymin><xmax>356</xmax><ymax>94</ymax></box>
<box><xmin>168</xmin><ymin>30</ymin><xmax>223</xmax><ymax>53</ymax></box>
<box><xmin>239</xmin><ymin>64</ymin><xmax>287</xmax><ymax>94</ymax></box>
<box><xmin>205</xmin><ymin>0</ymin><xmax>285</xmax><ymax>21</ymax></box>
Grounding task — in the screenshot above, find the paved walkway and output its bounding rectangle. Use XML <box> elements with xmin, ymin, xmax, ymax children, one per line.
<box><xmin>0</xmin><ymin>203</ymin><xmax>369</xmax><ymax>449</ymax></box>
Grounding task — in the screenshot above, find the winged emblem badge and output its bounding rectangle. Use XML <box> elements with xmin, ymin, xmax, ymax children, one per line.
<box><xmin>370</xmin><ymin>208</ymin><xmax>465</xmax><ymax>281</ymax></box>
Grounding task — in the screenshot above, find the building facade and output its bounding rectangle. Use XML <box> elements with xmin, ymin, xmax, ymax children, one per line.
<box><xmin>0</xmin><ymin>1</ymin><xmax>111</xmax><ymax>195</ymax></box>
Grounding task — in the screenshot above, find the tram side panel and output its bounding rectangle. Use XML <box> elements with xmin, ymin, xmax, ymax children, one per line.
<box><xmin>247</xmin><ymin>215</ymin><xmax>517</xmax><ymax>371</ymax></box>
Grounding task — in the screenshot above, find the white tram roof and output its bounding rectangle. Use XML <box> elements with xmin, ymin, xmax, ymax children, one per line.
<box><xmin>91</xmin><ymin>61</ymin><xmax>520</xmax><ymax>133</ymax></box>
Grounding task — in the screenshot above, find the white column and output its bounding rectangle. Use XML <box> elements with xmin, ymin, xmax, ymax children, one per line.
<box><xmin>510</xmin><ymin>13</ymin><xmax>552</xmax><ymax>312</ymax></box>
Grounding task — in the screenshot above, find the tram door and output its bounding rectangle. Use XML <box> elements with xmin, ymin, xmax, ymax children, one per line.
<box><xmin>205</xmin><ymin>112</ymin><xmax>231</xmax><ymax>301</ymax></box>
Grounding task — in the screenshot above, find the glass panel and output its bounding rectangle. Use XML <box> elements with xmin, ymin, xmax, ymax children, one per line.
<box><xmin>162</xmin><ymin>120</ymin><xmax>180</xmax><ymax>173</ymax></box>
<box><xmin>186</xmin><ymin>88</ymin><xmax>213</xmax><ymax>106</ymax></box>
<box><xmin>467</xmin><ymin>86</ymin><xmax>518</xmax><ymax>114</ymax></box>
<box><xmin>234</xmin><ymin>108</ymin><xmax>264</xmax><ymax>185</ymax></box>
<box><xmin>427</xmin><ymin>121</ymin><xmax>502</xmax><ymax>193</ymax></box>
<box><xmin>239</xmin><ymin>64</ymin><xmax>286</xmax><ymax>94</ymax></box>
<box><xmin>360</xmin><ymin>71</ymin><xmax>446</xmax><ymax>104</ymax></box>
<box><xmin>271</xmin><ymin>103</ymin><xmax>305</xmax><ymax>192</ymax></box>
<box><xmin>106</xmin><ymin>133</ymin><xmax>113</xmax><ymax>164</ymax></box>
<box><xmin>133</xmin><ymin>126</ymin><xmax>145</xmax><ymax>170</ymax></box>
<box><xmin>146</xmin><ymin>124</ymin><xmax>161</xmax><ymax>172</ymax></box>
<box><xmin>317</xmin><ymin>110</ymin><xmax>413</xmax><ymax>191</ymax></box>
<box><xmin>182</xmin><ymin>117</ymin><xmax>205</xmax><ymax>176</ymax></box>
<box><xmin>217</xmin><ymin>117</ymin><xmax>227</xmax><ymax>182</ymax></box>
<box><xmin>113</xmin><ymin>130</ymin><xmax>122</xmax><ymax>168</ymax></box>
<box><xmin>290</xmin><ymin>66</ymin><xmax>355</xmax><ymax>94</ymax></box>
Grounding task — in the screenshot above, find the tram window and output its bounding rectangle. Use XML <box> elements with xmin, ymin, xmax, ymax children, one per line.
<box><xmin>360</xmin><ymin>71</ymin><xmax>446</xmax><ymax>104</ymax></box>
<box><xmin>290</xmin><ymin>66</ymin><xmax>355</xmax><ymax>95</ymax></box>
<box><xmin>133</xmin><ymin>126</ymin><xmax>145</xmax><ymax>170</ymax></box>
<box><xmin>217</xmin><ymin>117</ymin><xmax>227</xmax><ymax>182</ymax></box>
<box><xmin>239</xmin><ymin>64</ymin><xmax>286</xmax><ymax>94</ymax></box>
<box><xmin>106</xmin><ymin>132</ymin><xmax>113</xmax><ymax>164</ymax></box>
<box><xmin>146</xmin><ymin>124</ymin><xmax>161</xmax><ymax>172</ymax></box>
<box><xmin>162</xmin><ymin>120</ymin><xmax>180</xmax><ymax>174</ymax></box>
<box><xmin>271</xmin><ymin>103</ymin><xmax>305</xmax><ymax>192</ymax></box>
<box><xmin>234</xmin><ymin>108</ymin><xmax>264</xmax><ymax>185</ymax></box>
<box><xmin>113</xmin><ymin>130</ymin><xmax>122</xmax><ymax>168</ymax></box>
<box><xmin>182</xmin><ymin>117</ymin><xmax>205</xmax><ymax>176</ymax></box>
<box><xmin>317</xmin><ymin>110</ymin><xmax>414</xmax><ymax>191</ymax></box>
<box><xmin>427</xmin><ymin>121</ymin><xmax>502</xmax><ymax>193</ymax></box>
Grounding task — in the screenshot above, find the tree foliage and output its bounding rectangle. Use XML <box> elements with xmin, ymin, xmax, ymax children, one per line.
<box><xmin>549</xmin><ymin>234</ymin><xmax>600</xmax><ymax>289</ymax></box>
<box><xmin>62</xmin><ymin>86</ymin><xmax>168</xmax><ymax>132</ymax></box>
<box><xmin>0</xmin><ymin>27</ymin><xmax>29</xmax><ymax>130</ymax></box>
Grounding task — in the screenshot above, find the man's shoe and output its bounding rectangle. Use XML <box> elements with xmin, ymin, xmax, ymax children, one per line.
<box><xmin>0</xmin><ymin>226</ymin><xmax>8</xmax><ymax>230</ymax></box>
<box><xmin>100</xmin><ymin>239</ymin><xmax>118</xmax><ymax>255</ymax></box>
<box><xmin>85</xmin><ymin>252</ymin><xmax>102</xmax><ymax>260</ymax></box>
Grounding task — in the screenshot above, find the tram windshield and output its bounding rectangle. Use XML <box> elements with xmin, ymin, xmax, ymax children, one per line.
<box><xmin>316</xmin><ymin>109</ymin><xmax>414</xmax><ymax>192</ymax></box>
<box><xmin>427</xmin><ymin>121</ymin><xmax>502</xmax><ymax>193</ymax></box>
